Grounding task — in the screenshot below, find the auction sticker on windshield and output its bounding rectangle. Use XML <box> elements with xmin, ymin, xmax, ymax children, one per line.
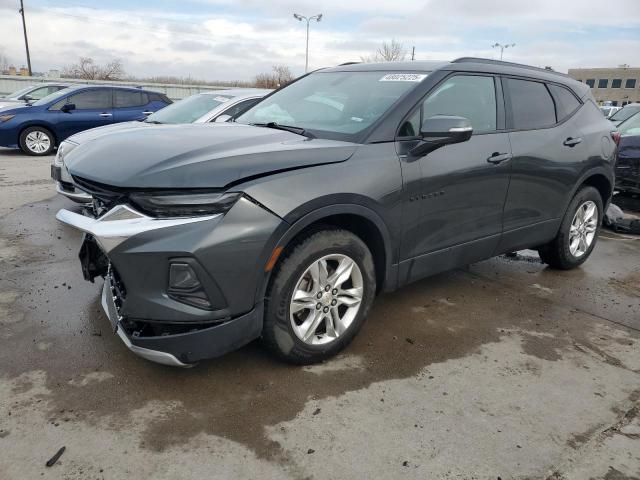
<box><xmin>379</xmin><ymin>73</ymin><xmax>428</xmax><ymax>82</ymax></box>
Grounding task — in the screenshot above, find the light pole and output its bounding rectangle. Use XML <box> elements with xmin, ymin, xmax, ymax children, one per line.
<box><xmin>492</xmin><ymin>42</ymin><xmax>515</xmax><ymax>61</ymax></box>
<box><xmin>293</xmin><ymin>13</ymin><xmax>322</xmax><ymax>73</ymax></box>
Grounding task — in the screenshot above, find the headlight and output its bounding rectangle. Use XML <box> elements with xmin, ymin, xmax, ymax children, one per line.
<box><xmin>0</xmin><ymin>114</ymin><xmax>15</xmax><ymax>123</ymax></box>
<box><xmin>129</xmin><ymin>191</ymin><xmax>241</xmax><ymax>218</ymax></box>
<box><xmin>54</xmin><ymin>140</ymin><xmax>78</xmax><ymax>167</ymax></box>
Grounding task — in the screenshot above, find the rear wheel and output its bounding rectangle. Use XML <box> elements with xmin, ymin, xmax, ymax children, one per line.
<box><xmin>19</xmin><ymin>126</ymin><xmax>55</xmax><ymax>156</ymax></box>
<box><xmin>538</xmin><ymin>186</ymin><xmax>602</xmax><ymax>269</ymax></box>
<box><xmin>262</xmin><ymin>229</ymin><xmax>376</xmax><ymax>364</ymax></box>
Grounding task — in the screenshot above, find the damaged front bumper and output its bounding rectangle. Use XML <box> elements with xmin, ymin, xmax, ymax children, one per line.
<box><xmin>56</xmin><ymin>198</ymin><xmax>279</xmax><ymax>366</ymax></box>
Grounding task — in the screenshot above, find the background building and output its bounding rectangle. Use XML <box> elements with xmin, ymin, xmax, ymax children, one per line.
<box><xmin>568</xmin><ymin>66</ymin><xmax>639</xmax><ymax>106</ymax></box>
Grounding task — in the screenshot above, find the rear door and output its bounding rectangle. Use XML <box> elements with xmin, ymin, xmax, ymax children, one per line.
<box><xmin>397</xmin><ymin>73</ymin><xmax>513</xmax><ymax>283</ymax></box>
<box><xmin>54</xmin><ymin>88</ymin><xmax>114</xmax><ymax>140</ymax></box>
<box><xmin>113</xmin><ymin>90</ymin><xmax>152</xmax><ymax>122</ymax></box>
<box><xmin>499</xmin><ymin>77</ymin><xmax>587</xmax><ymax>251</ymax></box>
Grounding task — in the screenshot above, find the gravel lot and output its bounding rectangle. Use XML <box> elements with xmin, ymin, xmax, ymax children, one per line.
<box><xmin>0</xmin><ymin>147</ymin><xmax>639</xmax><ymax>479</ymax></box>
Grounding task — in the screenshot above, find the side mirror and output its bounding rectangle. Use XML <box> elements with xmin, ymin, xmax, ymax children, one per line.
<box><xmin>410</xmin><ymin>115</ymin><xmax>473</xmax><ymax>157</ymax></box>
<box><xmin>61</xmin><ymin>103</ymin><xmax>76</xmax><ymax>113</ymax></box>
<box><xmin>213</xmin><ymin>114</ymin><xmax>232</xmax><ymax>123</ymax></box>
<box><xmin>22</xmin><ymin>94</ymin><xmax>33</xmax><ymax>102</ymax></box>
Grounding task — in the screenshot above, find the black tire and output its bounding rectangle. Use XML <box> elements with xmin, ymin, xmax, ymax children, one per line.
<box><xmin>538</xmin><ymin>186</ymin><xmax>603</xmax><ymax>269</ymax></box>
<box><xmin>19</xmin><ymin>126</ymin><xmax>55</xmax><ymax>156</ymax></box>
<box><xmin>262</xmin><ymin>229</ymin><xmax>376</xmax><ymax>364</ymax></box>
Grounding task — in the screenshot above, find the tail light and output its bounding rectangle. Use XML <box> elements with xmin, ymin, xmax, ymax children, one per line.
<box><xmin>611</xmin><ymin>131</ymin><xmax>621</xmax><ymax>145</ymax></box>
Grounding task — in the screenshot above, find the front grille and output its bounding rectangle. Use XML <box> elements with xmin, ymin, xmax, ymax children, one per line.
<box><xmin>73</xmin><ymin>176</ymin><xmax>127</xmax><ymax>214</ymax></box>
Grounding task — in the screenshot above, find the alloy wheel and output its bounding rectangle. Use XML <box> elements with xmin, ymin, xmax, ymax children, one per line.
<box><xmin>25</xmin><ymin>130</ymin><xmax>51</xmax><ymax>154</ymax></box>
<box><xmin>569</xmin><ymin>200</ymin><xmax>598</xmax><ymax>258</ymax></box>
<box><xmin>289</xmin><ymin>254</ymin><xmax>364</xmax><ymax>345</ymax></box>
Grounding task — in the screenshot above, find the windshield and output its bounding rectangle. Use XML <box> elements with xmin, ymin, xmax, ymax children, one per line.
<box><xmin>32</xmin><ymin>87</ymin><xmax>77</xmax><ymax>106</ymax></box>
<box><xmin>4</xmin><ymin>85</ymin><xmax>37</xmax><ymax>100</ymax></box>
<box><xmin>619</xmin><ymin>112</ymin><xmax>640</xmax><ymax>136</ymax></box>
<box><xmin>236</xmin><ymin>71</ymin><xmax>428</xmax><ymax>141</ymax></box>
<box><xmin>146</xmin><ymin>94</ymin><xmax>233</xmax><ymax>124</ymax></box>
<box><xmin>610</xmin><ymin>105</ymin><xmax>640</xmax><ymax>122</ymax></box>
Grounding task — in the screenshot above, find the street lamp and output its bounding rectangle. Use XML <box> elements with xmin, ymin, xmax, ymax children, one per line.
<box><xmin>492</xmin><ymin>42</ymin><xmax>515</xmax><ymax>61</ymax></box>
<box><xmin>293</xmin><ymin>13</ymin><xmax>322</xmax><ymax>73</ymax></box>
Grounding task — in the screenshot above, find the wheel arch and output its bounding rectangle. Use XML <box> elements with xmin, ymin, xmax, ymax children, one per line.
<box><xmin>255</xmin><ymin>203</ymin><xmax>397</xmax><ymax>307</ymax></box>
<box><xmin>563</xmin><ymin>167</ymin><xmax>614</xmax><ymax>216</ymax></box>
<box><xmin>19</xmin><ymin>123</ymin><xmax>58</xmax><ymax>147</ymax></box>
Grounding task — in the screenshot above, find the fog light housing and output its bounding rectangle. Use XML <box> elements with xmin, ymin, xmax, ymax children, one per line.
<box><xmin>168</xmin><ymin>263</ymin><xmax>212</xmax><ymax>310</ymax></box>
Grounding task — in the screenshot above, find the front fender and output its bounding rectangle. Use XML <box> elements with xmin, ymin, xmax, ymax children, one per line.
<box><xmin>250</xmin><ymin>200</ymin><xmax>398</xmax><ymax>307</ymax></box>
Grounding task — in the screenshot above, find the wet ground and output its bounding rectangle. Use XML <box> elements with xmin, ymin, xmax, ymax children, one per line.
<box><xmin>0</xmin><ymin>148</ymin><xmax>639</xmax><ymax>479</ymax></box>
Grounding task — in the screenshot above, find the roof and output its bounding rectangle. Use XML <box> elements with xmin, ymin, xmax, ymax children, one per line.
<box><xmin>325</xmin><ymin>57</ymin><xmax>588</xmax><ymax>97</ymax></box>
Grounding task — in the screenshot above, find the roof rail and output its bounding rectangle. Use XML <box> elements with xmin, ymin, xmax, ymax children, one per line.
<box><xmin>451</xmin><ymin>57</ymin><xmax>571</xmax><ymax>78</ymax></box>
<box><xmin>338</xmin><ymin>61</ymin><xmax>361</xmax><ymax>66</ymax></box>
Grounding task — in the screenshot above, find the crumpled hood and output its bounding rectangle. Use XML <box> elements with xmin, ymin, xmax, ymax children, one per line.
<box><xmin>66</xmin><ymin>123</ymin><xmax>359</xmax><ymax>189</ymax></box>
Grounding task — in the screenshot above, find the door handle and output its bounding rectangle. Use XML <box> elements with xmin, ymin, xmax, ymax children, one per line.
<box><xmin>142</xmin><ymin>111</ymin><xmax>153</xmax><ymax>115</ymax></box>
<box><xmin>99</xmin><ymin>113</ymin><xmax>113</xmax><ymax>118</ymax></box>
<box><xmin>563</xmin><ymin>137</ymin><xmax>582</xmax><ymax>147</ymax></box>
<box><xmin>487</xmin><ymin>152</ymin><xmax>512</xmax><ymax>164</ymax></box>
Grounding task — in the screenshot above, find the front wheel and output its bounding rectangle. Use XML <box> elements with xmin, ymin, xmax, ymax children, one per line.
<box><xmin>538</xmin><ymin>186</ymin><xmax>603</xmax><ymax>269</ymax></box>
<box><xmin>19</xmin><ymin>126</ymin><xmax>55</xmax><ymax>156</ymax></box>
<box><xmin>262</xmin><ymin>229</ymin><xmax>376</xmax><ymax>364</ymax></box>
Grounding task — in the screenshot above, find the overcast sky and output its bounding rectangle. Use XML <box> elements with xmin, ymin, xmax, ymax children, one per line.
<box><xmin>0</xmin><ymin>0</ymin><xmax>639</xmax><ymax>81</ymax></box>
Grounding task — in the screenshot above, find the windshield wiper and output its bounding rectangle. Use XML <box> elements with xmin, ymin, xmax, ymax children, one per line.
<box><xmin>144</xmin><ymin>120</ymin><xmax>163</xmax><ymax>124</ymax></box>
<box><xmin>252</xmin><ymin>122</ymin><xmax>315</xmax><ymax>139</ymax></box>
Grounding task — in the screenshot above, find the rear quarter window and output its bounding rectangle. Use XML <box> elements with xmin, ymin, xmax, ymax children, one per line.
<box><xmin>507</xmin><ymin>78</ymin><xmax>556</xmax><ymax>130</ymax></box>
<box><xmin>548</xmin><ymin>84</ymin><xmax>581</xmax><ymax>122</ymax></box>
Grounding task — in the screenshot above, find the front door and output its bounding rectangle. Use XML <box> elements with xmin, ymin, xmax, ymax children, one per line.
<box><xmin>397</xmin><ymin>74</ymin><xmax>512</xmax><ymax>284</ymax></box>
<box><xmin>55</xmin><ymin>88</ymin><xmax>114</xmax><ymax>140</ymax></box>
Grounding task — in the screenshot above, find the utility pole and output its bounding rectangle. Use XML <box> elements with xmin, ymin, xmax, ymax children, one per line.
<box><xmin>19</xmin><ymin>0</ymin><xmax>32</xmax><ymax>76</ymax></box>
<box><xmin>293</xmin><ymin>13</ymin><xmax>322</xmax><ymax>73</ymax></box>
<box><xmin>411</xmin><ymin>46</ymin><xmax>415</xmax><ymax>61</ymax></box>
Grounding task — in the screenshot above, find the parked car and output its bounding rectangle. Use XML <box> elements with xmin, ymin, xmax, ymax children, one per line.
<box><xmin>614</xmin><ymin>111</ymin><xmax>640</xmax><ymax>193</ymax></box>
<box><xmin>609</xmin><ymin>103</ymin><xmax>640</xmax><ymax>126</ymax></box>
<box><xmin>51</xmin><ymin>89</ymin><xmax>270</xmax><ymax>203</ymax></box>
<box><xmin>0</xmin><ymin>82</ymin><xmax>71</xmax><ymax>109</ymax></box>
<box><xmin>56</xmin><ymin>58</ymin><xmax>616</xmax><ymax>367</ymax></box>
<box><xmin>0</xmin><ymin>85</ymin><xmax>171</xmax><ymax>155</ymax></box>
<box><xmin>599</xmin><ymin>105</ymin><xmax>621</xmax><ymax>118</ymax></box>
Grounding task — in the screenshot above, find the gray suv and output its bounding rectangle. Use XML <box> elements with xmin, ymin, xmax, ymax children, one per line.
<box><xmin>56</xmin><ymin>58</ymin><xmax>617</xmax><ymax>367</ymax></box>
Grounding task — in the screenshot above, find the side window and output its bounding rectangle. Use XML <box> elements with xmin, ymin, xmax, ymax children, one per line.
<box><xmin>398</xmin><ymin>109</ymin><xmax>421</xmax><ymax>137</ymax></box>
<box><xmin>114</xmin><ymin>90</ymin><xmax>147</xmax><ymax>108</ymax></box>
<box><xmin>422</xmin><ymin>75</ymin><xmax>497</xmax><ymax>134</ymax></box>
<box><xmin>507</xmin><ymin>79</ymin><xmax>556</xmax><ymax>130</ymax></box>
<box><xmin>69</xmin><ymin>89</ymin><xmax>112</xmax><ymax>110</ymax></box>
<box><xmin>398</xmin><ymin>75</ymin><xmax>497</xmax><ymax>137</ymax></box>
<box><xmin>548</xmin><ymin>84</ymin><xmax>581</xmax><ymax>122</ymax></box>
<box><xmin>218</xmin><ymin>98</ymin><xmax>261</xmax><ymax>120</ymax></box>
<box><xmin>50</xmin><ymin>97</ymin><xmax>68</xmax><ymax>111</ymax></box>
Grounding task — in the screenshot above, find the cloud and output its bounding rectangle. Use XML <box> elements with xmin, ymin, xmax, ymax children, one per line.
<box><xmin>0</xmin><ymin>0</ymin><xmax>638</xmax><ymax>81</ymax></box>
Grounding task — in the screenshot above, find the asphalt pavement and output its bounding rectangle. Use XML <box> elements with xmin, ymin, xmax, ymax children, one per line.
<box><xmin>0</xmin><ymin>147</ymin><xmax>639</xmax><ymax>479</ymax></box>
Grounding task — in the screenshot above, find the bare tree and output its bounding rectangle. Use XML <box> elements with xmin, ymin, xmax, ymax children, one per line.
<box><xmin>62</xmin><ymin>57</ymin><xmax>125</xmax><ymax>80</ymax></box>
<box><xmin>361</xmin><ymin>39</ymin><xmax>407</xmax><ymax>63</ymax></box>
<box><xmin>254</xmin><ymin>65</ymin><xmax>295</xmax><ymax>89</ymax></box>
